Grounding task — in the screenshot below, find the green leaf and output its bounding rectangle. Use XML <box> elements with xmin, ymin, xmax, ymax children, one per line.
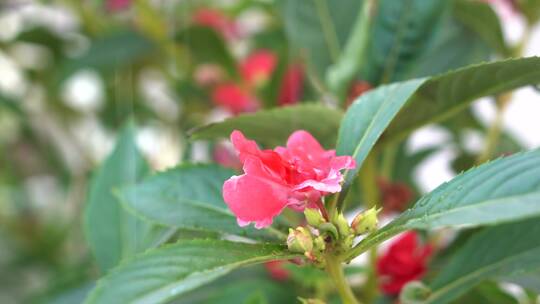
<box><xmin>338</xmin><ymin>57</ymin><xmax>540</xmax><ymax>191</ymax></box>
<box><xmin>177</xmin><ymin>26</ymin><xmax>237</xmax><ymax>75</ymax></box>
<box><xmin>84</xmin><ymin>240</ymin><xmax>298</xmax><ymax>304</ymax></box>
<box><xmin>190</xmin><ymin>104</ymin><xmax>343</xmax><ymax>148</ymax></box>
<box><xmin>360</xmin><ymin>0</ymin><xmax>447</xmax><ymax>84</ymax></box>
<box><xmin>426</xmin><ymin>218</ymin><xmax>540</xmax><ymax>303</ymax></box>
<box><xmin>119</xmin><ymin>164</ymin><xmax>281</xmax><ymax>240</ymax></box>
<box><xmin>450</xmin><ymin>282</ymin><xmax>518</xmax><ymax>304</ymax></box>
<box><xmin>384</xmin><ymin>56</ymin><xmax>540</xmax><ymax>144</ymax></box>
<box><xmin>279</xmin><ymin>0</ymin><xmax>363</xmax><ymax>79</ymax></box>
<box><xmin>84</xmin><ymin>125</ymin><xmax>168</xmax><ymax>272</ymax></box>
<box><xmin>337</xmin><ymin>78</ymin><xmax>426</xmax><ymax>188</ymax></box>
<box><xmin>179</xmin><ymin>272</ymin><xmax>298</xmax><ymax>304</ymax></box>
<box><xmin>401</xmin><ymin>7</ymin><xmax>491</xmax><ymax>81</ymax></box>
<box><xmin>57</xmin><ymin>31</ymin><xmax>155</xmax><ymax>82</ymax></box>
<box><xmin>346</xmin><ymin>149</ymin><xmax>540</xmax><ymax>260</ymax></box>
<box><xmin>453</xmin><ymin>0</ymin><xmax>510</xmax><ymax>57</ymax></box>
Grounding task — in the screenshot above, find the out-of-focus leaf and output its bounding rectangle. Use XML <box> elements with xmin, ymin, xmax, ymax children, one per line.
<box><xmin>85</xmin><ymin>240</ymin><xmax>299</xmax><ymax>304</ymax></box>
<box><xmin>383</xmin><ymin>57</ymin><xmax>540</xmax><ymax>144</ymax></box>
<box><xmin>279</xmin><ymin>0</ymin><xmax>362</xmax><ymax>79</ymax></box>
<box><xmin>427</xmin><ymin>218</ymin><xmax>540</xmax><ymax>303</ymax></box>
<box><xmin>37</xmin><ymin>282</ymin><xmax>95</xmax><ymax>304</ymax></box>
<box><xmin>516</xmin><ymin>0</ymin><xmax>540</xmax><ymax>25</ymax></box>
<box><xmin>15</xmin><ymin>27</ymin><xmax>65</xmax><ymax>58</ymax></box>
<box><xmin>178</xmin><ymin>26</ymin><xmax>237</xmax><ymax>75</ymax></box>
<box><xmin>190</xmin><ymin>104</ymin><xmax>343</xmax><ymax>148</ymax></box>
<box><xmin>450</xmin><ymin>282</ymin><xmax>518</xmax><ymax>304</ymax></box>
<box><xmin>57</xmin><ymin>31</ymin><xmax>155</xmax><ymax>82</ymax></box>
<box><xmin>346</xmin><ymin>149</ymin><xmax>540</xmax><ymax>260</ymax></box>
<box><xmin>0</xmin><ymin>94</ymin><xmax>22</xmax><ymax>116</ymax></box>
<box><xmin>84</xmin><ymin>124</ymin><xmax>168</xmax><ymax>272</ymax></box>
<box><xmin>401</xmin><ymin>6</ymin><xmax>491</xmax><ymax>80</ymax></box>
<box><xmin>119</xmin><ymin>164</ymin><xmax>280</xmax><ymax>240</ymax></box>
<box><xmin>453</xmin><ymin>0</ymin><xmax>510</xmax><ymax>57</ymax></box>
<box><xmin>360</xmin><ymin>0</ymin><xmax>447</xmax><ymax>84</ymax></box>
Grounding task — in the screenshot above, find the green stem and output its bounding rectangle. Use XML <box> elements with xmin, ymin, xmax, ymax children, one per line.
<box><xmin>326</xmin><ymin>255</ymin><xmax>361</xmax><ymax>304</ymax></box>
<box><xmin>380</xmin><ymin>143</ymin><xmax>397</xmax><ymax>180</ymax></box>
<box><xmin>476</xmin><ymin>93</ymin><xmax>511</xmax><ymax>164</ymax></box>
<box><xmin>314</xmin><ymin>0</ymin><xmax>341</xmax><ymax>63</ymax></box>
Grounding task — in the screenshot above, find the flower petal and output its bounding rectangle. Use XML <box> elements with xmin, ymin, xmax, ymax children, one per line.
<box><xmin>223</xmin><ymin>157</ymin><xmax>290</xmax><ymax>229</ymax></box>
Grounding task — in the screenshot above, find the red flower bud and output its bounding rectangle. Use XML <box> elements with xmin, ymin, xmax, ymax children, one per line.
<box><xmin>278</xmin><ymin>64</ymin><xmax>304</xmax><ymax>106</ymax></box>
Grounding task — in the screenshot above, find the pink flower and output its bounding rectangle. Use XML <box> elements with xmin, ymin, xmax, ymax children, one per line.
<box><xmin>212</xmin><ymin>83</ymin><xmax>260</xmax><ymax>114</ymax></box>
<box><xmin>192</xmin><ymin>8</ymin><xmax>239</xmax><ymax>41</ymax></box>
<box><xmin>222</xmin><ymin>130</ymin><xmax>355</xmax><ymax>229</ymax></box>
<box><xmin>106</xmin><ymin>0</ymin><xmax>131</xmax><ymax>11</ymax></box>
<box><xmin>278</xmin><ymin>64</ymin><xmax>304</xmax><ymax>106</ymax></box>
<box><xmin>240</xmin><ymin>50</ymin><xmax>277</xmax><ymax>87</ymax></box>
<box><xmin>377</xmin><ymin>232</ymin><xmax>433</xmax><ymax>295</ymax></box>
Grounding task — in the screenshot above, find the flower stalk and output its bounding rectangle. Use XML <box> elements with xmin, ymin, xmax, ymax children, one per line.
<box><xmin>325</xmin><ymin>255</ymin><xmax>360</xmax><ymax>304</ymax></box>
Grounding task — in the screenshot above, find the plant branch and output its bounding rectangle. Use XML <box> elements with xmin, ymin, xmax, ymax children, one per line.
<box><xmin>325</xmin><ymin>255</ymin><xmax>361</xmax><ymax>304</ymax></box>
<box><xmin>476</xmin><ymin>93</ymin><xmax>511</xmax><ymax>164</ymax></box>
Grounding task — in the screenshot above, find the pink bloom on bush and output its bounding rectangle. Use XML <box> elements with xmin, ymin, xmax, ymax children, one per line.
<box><xmin>240</xmin><ymin>50</ymin><xmax>277</xmax><ymax>87</ymax></box>
<box><xmin>222</xmin><ymin>130</ymin><xmax>355</xmax><ymax>229</ymax></box>
<box><xmin>278</xmin><ymin>64</ymin><xmax>304</xmax><ymax>106</ymax></box>
<box><xmin>264</xmin><ymin>260</ymin><xmax>290</xmax><ymax>281</ymax></box>
<box><xmin>212</xmin><ymin>83</ymin><xmax>260</xmax><ymax>114</ymax></box>
<box><xmin>106</xmin><ymin>0</ymin><xmax>131</xmax><ymax>12</ymax></box>
<box><xmin>377</xmin><ymin>232</ymin><xmax>433</xmax><ymax>295</ymax></box>
<box><xmin>193</xmin><ymin>8</ymin><xmax>239</xmax><ymax>41</ymax></box>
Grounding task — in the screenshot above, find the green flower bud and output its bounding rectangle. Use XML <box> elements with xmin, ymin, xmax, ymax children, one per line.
<box><xmin>287</xmin><ymin>227</ymin><xmax>313</xmax><ymax>253</ymax></box>
<box><xmin>304</xmin><ymin>208</ymin><xmax>325</xmax><ymax>227</ymax></box>
<box><xmin>313</xmin><ymin>235</ymin><xmax>326</xmax><ymax>252</ymax></box>
<box><xmin>399</xmin><ymin>281</ymin><xmax>431</xmax><ymax>304</ymax></box>
<box><xmin>333</xmin><ymin>212</ymin><xmax>352</xmax><ymax>237</ymax></box>
<box><xmin>318</xmin><ymin>222</ymin><xmax>339</xmax><ymax>240</ymax></box>
<box><xmin>351</xmin><ymin>207</ymin><xmax>380</xmax><ymax>235</ymax></box>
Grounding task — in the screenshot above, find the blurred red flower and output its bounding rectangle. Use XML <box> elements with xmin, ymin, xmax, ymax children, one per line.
<box><xmin>106</xmin><ymin>0</ymin><xmax>131</xmax><ymax>12</ymax></box>
<box><xmin>377</xmin><ymin>232</ymin><xmax>433</xmax><ymax>295</ymax></box>
<box><xmin>240</xmin><ymin>50</ymin><xmax>277</xmax><ymax>88</ymax></box>
<box><xmin>278</xmin><ymin>64</ymin><xmax>304</xmax><ymax>106</ymax></box>
<box><xmin>193</xmin><ymin>8</ymin><xmax>239</xmax><ymax>41</ymax></box>
<box><xmin>264</xmin><ymin>260</ymin><xmax>290</xmax><ymax>281</ymax></box>
<box><xmin>346</xmin><ymin>80</ymin><xmax>372</xmax><ymax>107</ymax></box>
<box><xmin>212</xmin><ymin>83</ymin><xmax>260</xmax><ymax>114</ymax></box>
<box><xmin>378</xmin><ymin>178</ymin><xmax>414</xmax><ymax>214</ymax></box>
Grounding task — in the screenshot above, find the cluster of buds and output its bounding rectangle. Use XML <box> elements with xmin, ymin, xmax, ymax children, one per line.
<box><xmin>287</xmin><ymin>226</ymin><xmax>326</xmax><ymax>262</ymax></box>
<box><xmin>287</xmin><ymin>207</ymin><xmax>381</xmax><ymax>262</ymax></box>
